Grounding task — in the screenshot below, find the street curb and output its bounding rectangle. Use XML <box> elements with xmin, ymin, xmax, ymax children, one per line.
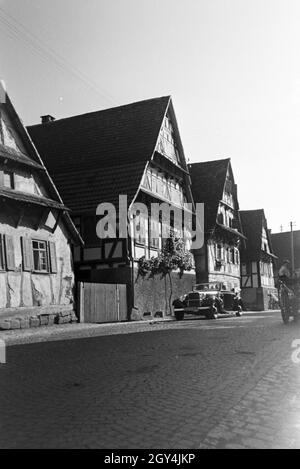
<box><xmin>0</xmin><ymin>311</ymin><xmax>279</xmax><ymax>347</ymax></box>
<box><xmin>0</xmin><ymin>316</ymin><xmax>176</xmax><ymax>347</ymax></box>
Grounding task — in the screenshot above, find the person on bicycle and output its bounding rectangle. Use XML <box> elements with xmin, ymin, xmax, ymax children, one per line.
<box><xmin>278</xmin><ymin>259</ymin><xmax>291</xmax><ymax>282</ymax></box>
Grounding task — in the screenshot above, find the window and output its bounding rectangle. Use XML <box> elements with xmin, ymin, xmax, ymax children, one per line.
<box><xmin>226</xmin><ymin>248</ymin><xmax>231</xmax><ymax>263</ymax></box>
<box><xmin>21</xmin><ymin>237</ymin><xmax>57</xmax><ymax>273</ymax></box>
<box><xmin>228</xmin><ymin>248</ymin><xmax>234</xmax><ymax>263</ymax></box>
<box><xmin>3</xmin><ymin>171</ymin><xmax>14</xmax><ymax>189</ymax></box>
<box><xmin>134</xmin><ymin>212</ymin><xmax>146</xmax><ymax>246</ymax></box>
<box><xmin>150</xmin><ymin>218</ymin><xmax>159</xmax><ymax>249</ymax></box>
<box><xmin>216</xmin><ymin>244</ymin><xmax>223</xmax><ymax>261</ymax></box>
<box><xmin>32</xmin><ymin>240</ymin><xmax>49</xmax><ymax>272</ymax></box>
<box><xmin>218</xmin><ymin>212</ymin><xmax>224</xmax><ymax>225</ymax></box>
<box><xmin>0</xmin><ymin>234</ymin><xmax>15</xmax><ymax>271</ymax></box>
<box><xmin>0</xmin><ymin>170</ymin><xmax>15</xmax><ymax>189</ymax></box>
<box><xmin>234</xmin><ymin>249</ymin><xmax>239</xmax><ymax>265</ymax></box>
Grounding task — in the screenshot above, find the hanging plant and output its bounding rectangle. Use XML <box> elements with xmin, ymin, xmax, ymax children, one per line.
<box><xmin>137</xmin><ymin>233</ymin><xmax>194</xmax><ymax>314</ymax></box>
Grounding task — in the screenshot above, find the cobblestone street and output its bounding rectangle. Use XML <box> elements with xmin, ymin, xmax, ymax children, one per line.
<box><xmin>1</xmin><ymin>311</ymin><xmax>300</xmax><ymax>449</ymax></box>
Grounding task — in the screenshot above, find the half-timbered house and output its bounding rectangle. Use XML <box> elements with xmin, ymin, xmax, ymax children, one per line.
<box><xmin>28</xmin><ymin>97</ymin><xmax>195</xmax><ymax>321</ymax></box>
<box><xmin>0</xmin><ymin>89</ymin><xmax>82</xmax><ymax>327</ymax></box>
<box><xmin>271</xmin><ymin>230</ymin><xmax>300</xmax><ymax>281</ymax></box>
<box><xmin>240</xmin><ymin>209</ymin><xmax>277</xmax><ymax>310</ymax></box>
<box><xmin>189</xmin><ymin>159</ymin><xmax>245</xmax><ymax>291</ymax></box>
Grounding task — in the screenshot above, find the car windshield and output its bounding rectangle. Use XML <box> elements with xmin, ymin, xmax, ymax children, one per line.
<box><xmin>194</xmin><ymin>283</ymin><xmax>221</xmax><ymax>292</ymax></box>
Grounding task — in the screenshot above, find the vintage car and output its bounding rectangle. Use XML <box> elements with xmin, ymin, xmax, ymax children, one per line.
<box><xmin>173</xmin><ymin>282</ymin><xmax>243</xmax><ymax>321</ymax></box>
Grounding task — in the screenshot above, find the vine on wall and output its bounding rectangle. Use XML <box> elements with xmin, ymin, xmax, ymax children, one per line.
<box><xmin>137</xmin><ymin>234</ymin><xmax>194</xmax><ymax>314</ymax></box>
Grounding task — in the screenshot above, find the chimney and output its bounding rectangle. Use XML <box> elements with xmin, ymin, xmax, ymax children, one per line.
<box><xmin>41</xmin><ymin>115</ymin><xmax>55</xmax><ymax>124</ymax></box>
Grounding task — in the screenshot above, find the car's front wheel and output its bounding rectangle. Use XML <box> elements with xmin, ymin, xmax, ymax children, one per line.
<box><xmin>207</xmin><ymin>306</ymin><xmax>218</xmax><ymax>320</ymax></box>
<box><xmin>174</xmin><ymin>310</ymin><xmax>184</xmax><ymax>321</ymax></box>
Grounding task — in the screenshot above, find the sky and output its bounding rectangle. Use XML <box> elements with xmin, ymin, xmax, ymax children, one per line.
<box><xmin>0</xmin><ymin>0</ymin><xmax>299</xmax><ymax>233</ymax></box>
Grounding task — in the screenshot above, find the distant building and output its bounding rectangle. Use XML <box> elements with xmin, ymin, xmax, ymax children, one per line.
<box><xmin>240</xmin><ymin>210</ymin><xmax>277</xmax><ymax>310</ymax></box>
<box><xmin>28</xmin><ymin>96</ymin><xmax>195</xmax><ymax>321</ymax></box>
<box><xmin>0</xmin><ymin>89</ymin><xmax>82</xmax><ymax>323</ymax></box>
<box><xmin>189</xmin><ymin>158</ymin><xmax>245</xmax><ymax>291</ymax></box>
<box><xmin>271</xmin><ymin>230</ymin><xmax>300</xmax><ymax>280</ymax></box>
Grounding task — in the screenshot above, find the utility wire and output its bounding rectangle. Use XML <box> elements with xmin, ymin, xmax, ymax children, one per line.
<box><xmin>0</xmin><ymin>6</ymin><xmax>117</xmax><ymax>107</ymax></box>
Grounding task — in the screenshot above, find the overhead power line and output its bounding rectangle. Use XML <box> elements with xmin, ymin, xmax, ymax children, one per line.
<box><xmin>0</xmin><ymin>6</ymin><xmax>117</xmax><ymax>107</ymax></box>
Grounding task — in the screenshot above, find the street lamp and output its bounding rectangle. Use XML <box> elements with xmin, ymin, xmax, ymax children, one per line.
<box><xmin>290</xmin><ymin>221</ymin><xmax>296</xmax><ymax>274</ymax></box>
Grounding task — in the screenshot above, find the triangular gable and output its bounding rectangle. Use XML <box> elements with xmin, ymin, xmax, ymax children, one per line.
<box><xmin>220</xmin><ymin>162</ymin><xmax>239</xmax><ymax>210</ymax></box>
<box><xmin>189</xmin><ymin>158</ymin><xmax>231</xmax><ymax>232</ymax></box>
<box><xmin>261</xmin><ymin>226</ymin><xmax>271</xmax><ymax>253</ymax></box>
<box><xmin>0</xmin><ymin>84</ymin><xmax>82</xmax><ymax>245</ymax></box>
<box><xmin>261</xmin><ymin>213</ymin><xmax>275</xmax><ymax>255</ymax></box>
<box><xmin>156</xmin><ymin>113</ymin><xmax>181</xmax><ymax>165</ymax></box>
<box><xmin>0</xmin><ymin>107</ymin><xmax>26</xmax><ymax>153</ymax></box>
<box><xmin>134</xmin><ymin>97</ymin><xmax>195</xmax><ymax>210</ymax></box>
<box><xmin>154</xmin><ymin>98</ymin><xmax>189</xmax><ymax>172</ymax></box>
<box><xmin>240</xmin><ymin>209</ymin><xmax>275</xmax><ymax>260</ymax></box>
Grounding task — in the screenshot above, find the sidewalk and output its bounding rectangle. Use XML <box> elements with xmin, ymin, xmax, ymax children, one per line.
<box><xmin>0</xmin><ymin>317</ymin><xmax>175</xmax><ymax>346</ymax></box>
<box><xmin>0</xmin><ymin>311</ymin><xmax>278</xmax><ymax>347</ymax></box>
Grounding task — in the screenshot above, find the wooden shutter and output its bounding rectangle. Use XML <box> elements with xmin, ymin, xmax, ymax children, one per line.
<box><xmin>21</xmin><ymin>237</ymin><xmax>33</xmax><ymax>271</ymax></box>
<box><xmin>48</xmin><ymin>242</ymin><xmax>58</xmax><ymax>273</ymax></box>
<box><xmin>0</xmin><ymin>234</ymin><xmax>5</xmax><ymax>270</ymax></box>
<box><xmin>4</xmin><ymin>235</ymin><xmax>15</xmax><ymax>271</ymax></box>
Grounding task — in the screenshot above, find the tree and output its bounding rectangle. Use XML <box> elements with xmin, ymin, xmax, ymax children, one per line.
<box><xmin>137</xmin><ymin>234</ymin><xmax>194</xmax><ymax>315</ymax></box>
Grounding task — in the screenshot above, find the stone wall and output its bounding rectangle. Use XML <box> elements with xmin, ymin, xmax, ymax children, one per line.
<box><xmin>133</xmin><ymin>268</ymin><xmax>195</xmax><ymax>319</ymax></box>
<box><xmin>78</xmin><ymin>264</ymin><xmax>195</xmax><ymax>321</ymax></box>
<box><xmin>0</xmin><ymin>305</ymin><xmax>77</xmax><ymax>330</ymax></box>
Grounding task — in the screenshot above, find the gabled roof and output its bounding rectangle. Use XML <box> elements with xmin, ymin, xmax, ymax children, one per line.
<box><xmin>240</xmin><ymin>209</ymin><xmax>275</xmax><ymax>260</ymax></box>
<box><xmin>0</xmin><ymin>86</ymin><xmax>82</xmax><ymax>245</ymax></box>
<box><xmin>189</xmin><ymin>158</ymin><xmax>231</xmax><ymax>232</ymax></box>
<box><xmin>0</xmin><ymin>186</ymin><xmax>67</xmax><ymax>211</ymax></box>
<box><xmin>28</xmin><ymin>96</ymin><xmax>172</xmax><ymax>213</ymax></box>
<box><xmin>0</xmin><ymin>143</ymin><xmax>44</xmax><ymax>170</ymax></box>
<box><xmin>271</xmin><ymin>230</ymin><xmax>300</xmax><ymax>269</ymax></box>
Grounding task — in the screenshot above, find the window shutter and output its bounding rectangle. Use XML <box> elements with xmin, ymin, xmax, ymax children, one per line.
<box><xmin>0</xmin><ymin>234</ymin><xmax>5</xmax><ymax>270</ymax></box>
<box><xmin>4</xmin><ymin>235</ymin><xmax>15</xmax><ymax>271</ymax></box>
<box><xmin>48</xmin><ymin>242</ymin><xmax>57</xmax><ymax>273</ymax></box>
<box><xmin>21</xmin><ymin>237</ymin><xmax>33</xmax><ymax>271</ymax></box>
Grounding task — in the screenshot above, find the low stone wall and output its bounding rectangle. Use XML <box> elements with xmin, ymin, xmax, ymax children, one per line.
<box><xmin>133</xmin><ymin>269</ymin><xmax>195</xmax><ymax>320</ymax></box>
<box><xmin>0</xmin><ymin>306</ymin><xmax>78</xmax><ymax>330</ymax></box>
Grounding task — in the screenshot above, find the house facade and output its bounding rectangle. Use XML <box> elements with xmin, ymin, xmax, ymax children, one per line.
<box><xmin>240</xmin><ymin>210</ymin><xmax>277</xmax><ymax>310</ymax></box>
<box><xmin>189</xmin><ymin>159</ymin><xmax>245</xmax><ymax>291</ymax></box>
<box><xmin>271</xmin><ymin>229</ymin><xmax>300</xmax><ymax>281</ymax></box>
<box><xmin>0</xmin><ymin>89</ymin><xmax>81</xmax><ymax>327</ymax></box>
<box><xmin>28</xmin><ymin>97</ymin><xmax>196</xmax><ymax>320</ymax></box>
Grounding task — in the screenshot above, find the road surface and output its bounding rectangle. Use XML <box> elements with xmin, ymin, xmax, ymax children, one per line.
<box><xmin>0</xmin><ymin>310</ymin><xmax>300</xmax><ymax>449</ymax></box>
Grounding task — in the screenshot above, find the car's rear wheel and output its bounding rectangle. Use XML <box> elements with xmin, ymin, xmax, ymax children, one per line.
<box><xmin>174</xmin><ymin>310</ymin><xmax>184</xmax><ymax>321</ymax></box>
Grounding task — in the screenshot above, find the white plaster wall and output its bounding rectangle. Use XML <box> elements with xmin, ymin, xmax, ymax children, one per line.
<box><xmin>0</xmin><ymin>216</ymin><xmax>75</xmax><ymax>312</ymax></box>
